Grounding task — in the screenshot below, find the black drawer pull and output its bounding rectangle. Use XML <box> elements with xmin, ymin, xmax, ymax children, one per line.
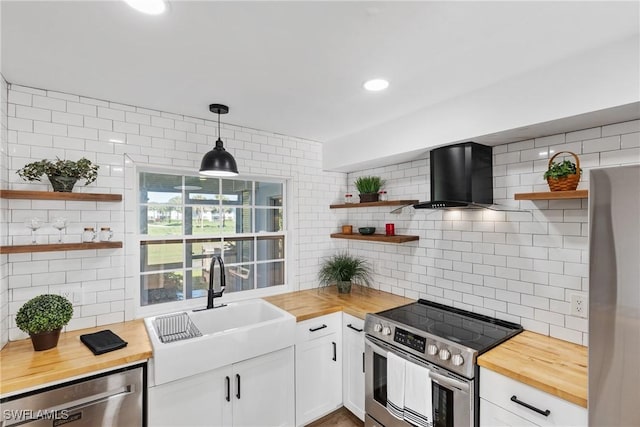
<box><xmin>236</xmin><ymin>374</ymin><xmax>241</xmax><ymax>399</ymax></box>
<box><xmin>309</xmin><ymin>324</ymin><xmax>327</xmax><ymax>332</ymax></box>
<box><xmin>225</xmin><ymin>376</ymin><xmax>230</xmax><ymax>402</ymax></box>
<box><xmin>510</xmin><ymin>395</ymin><xmax>550</xmax><ymax>417</ymax></box>
<box><xmin>362</xmin><ymin>352</ymin><xmax>365</xmax><ymax>373</ymax></box>
<box><xmin>347</xmin><ymin>324</ymin><xmax>363</xmax><ymax>333</ymax></box>
<box><xmin>332</xmin><ymin>341</ymin><xmax>337</xmax><ymax>361</ymax></box>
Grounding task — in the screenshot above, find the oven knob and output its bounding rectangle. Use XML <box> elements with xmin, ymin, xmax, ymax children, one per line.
<box><xmin>374</xmin><ymin>323</ymin><xmax>383</xmax><ymax>333</ymax></box>
<box><xmin>427</xmin><ymin>344</ymin><xmax>439</xmax><ymax>355</ymax></box>
<box><xmin>451</xmin><ymin>354</ymin><xmax>464</xmax><ymax>366</ymax></box>
<box><xmin>438</xmin><ymin>349</ymin><xmax>451</xmax><ymax>361</ymax></box>
<box><xmin>382</xmin><ymin>326</ymin><xmax>392</xmax><ymax>336</ymax></box>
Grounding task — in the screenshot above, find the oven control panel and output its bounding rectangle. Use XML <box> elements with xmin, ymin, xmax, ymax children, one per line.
<box><xmin>393</xmin><ymin>327</ymin><xmax>426</xmax><ymax>353</ymax></box>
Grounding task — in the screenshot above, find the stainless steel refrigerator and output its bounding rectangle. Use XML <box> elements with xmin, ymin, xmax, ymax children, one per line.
<box><xmin>589</xmin><ymin>164</ymin><xmax>640</xmax><ymax>426</ymax></box>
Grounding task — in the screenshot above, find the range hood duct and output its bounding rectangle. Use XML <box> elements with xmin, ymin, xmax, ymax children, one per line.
<box><xmin>414</xmin><ymin>142</ymin><xmax>493</xmax><ymax>209</ymax></box>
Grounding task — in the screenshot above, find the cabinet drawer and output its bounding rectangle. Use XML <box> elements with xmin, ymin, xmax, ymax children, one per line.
<box><xmin>480</xmin><ymin>368</ymin><xmax>586</xmax><ymax>427</ymax></box>
<box><xmin>342</xmin><ymin>313</ymin><xmax>365</xmax><ymax>337</ymax></box>
<box><xmin>296</xmin><ymin>312</ymin><xmax>341</xmax><ymax>343</ymax></box>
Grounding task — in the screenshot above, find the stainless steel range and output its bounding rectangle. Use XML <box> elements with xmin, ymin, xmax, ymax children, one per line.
<box><xmin>364</xmin><ymin>299</ymin><xmax>522</xmax><ymax>427</ymax></box>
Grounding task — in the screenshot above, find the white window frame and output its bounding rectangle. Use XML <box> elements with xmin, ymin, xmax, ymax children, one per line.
<box><xmin>134</xmin><ymin>165</ymin><xmax>292</xmax><ymax>317</ymax></box>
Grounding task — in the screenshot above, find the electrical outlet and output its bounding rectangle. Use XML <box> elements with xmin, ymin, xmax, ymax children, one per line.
<box><xmin>57</xmin><ymin>287</ymin><xmax>81</xmax><ymax>304</ymax></box>
<box><xmin>570</xmin><ymin>293</ymin><xmax>588</xmax><ymax>318</ymax></box>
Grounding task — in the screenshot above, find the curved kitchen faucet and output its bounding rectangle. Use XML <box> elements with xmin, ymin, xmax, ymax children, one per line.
<box><xmin>195</xmin><ymin>254</ymin><xmax>226</xmax><ymax>311</ymax></box>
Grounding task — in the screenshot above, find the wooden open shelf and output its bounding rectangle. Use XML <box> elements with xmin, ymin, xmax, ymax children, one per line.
<box><xmin>514</xmin><ymin>190</ymin><xmax>588</xmax><ymax>201</ymax></box>
<box><xmin>330</xmin><ymin>233</ymin><xmax>419</xmax><ymax>244</ymax></box>
<box><xmin>0</xmin><ymin>190</ymin><xmax>122</xmax><ymax>202</ymax></box>
<box><xmin>0</xmin><ymin>241</ymin><xmax>123</xmax><ymax>254</ymax></box>
<box><xmin>330</xmin><ymin>200</ymin><xmax>418</xmax><ymax>209</ymax></box>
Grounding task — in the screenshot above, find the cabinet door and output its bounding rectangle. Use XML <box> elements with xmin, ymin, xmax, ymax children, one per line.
<box><xmin>232</xmin><ymin>347</ymin><xmax>295</xmax><ymax>427</ymax></box>
<box><xmin>343</xmin><ymin>314</ymin><xmax>365</xmax><ymax>421</ymax></box>
<box><xmin>481</xmin><ymin>398</ymin><xmax>539</xmax><ymax>427</ymax></box>
<box><xmin>148</xmin><ymin>365</ymin><xmax>232</xmax><ymax>427</ymax></box>
<box><xmin>295</xmin><ymin>332</ymin><xmax>342</xmax><ymax>426</ymax></box>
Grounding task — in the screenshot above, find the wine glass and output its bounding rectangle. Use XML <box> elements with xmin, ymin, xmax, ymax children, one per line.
<box><xmin>52</xmin><ymin>217</ymin><xmax>68</xmax><ymax>243</ymax></box>
<box><xmin>24</xmin><ymin>217</ymin><xmax>43</xmax><ymax>244</ymax></box>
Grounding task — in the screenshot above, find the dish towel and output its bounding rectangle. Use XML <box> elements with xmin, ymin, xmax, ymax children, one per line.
<box><xmin>386</xmin><ymin>352</ymin><xmax>406</xmax><ymax>419</ymax></box>
<box><xmin>403</xmin><ymin>362</ymin><xmax>433</xmax><ymax>427</ymax></box>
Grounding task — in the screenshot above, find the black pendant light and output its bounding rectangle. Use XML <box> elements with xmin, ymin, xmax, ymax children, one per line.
<box><xmin>199</xmin><ymin>103</ymin><xmax>239</xmax><ymax>177</ymax></box>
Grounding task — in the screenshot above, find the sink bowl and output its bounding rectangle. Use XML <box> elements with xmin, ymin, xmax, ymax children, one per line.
<box><xmin>145</xmin><ymin>299</ymin><xmax>295</xmax><ymax>385</ymax></box>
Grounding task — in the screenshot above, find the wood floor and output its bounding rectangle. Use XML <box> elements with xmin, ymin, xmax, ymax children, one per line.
<box><xmin>306</xmin><ymin>407</ymin><xmax>364</xmax><ymax>427</ymax></box>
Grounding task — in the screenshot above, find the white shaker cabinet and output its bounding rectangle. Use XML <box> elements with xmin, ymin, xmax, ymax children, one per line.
<box><xmin>295</xmin><ymin>312</ymin><xmax>343</xmax><ymax>426</ymax></box>
<box><xmin>149</xmin><ymin>347</ymin><xmax>294</xmax><ymax>427</ymax></box>
<box><xmin>342</xmin><ymin>313</ymin><xmax>365</xmax><ymax>421</ymax></box>
<box><xmin>479</xmin><ymin>367</ymin><xmax>587</xmax><ymax>427</ymax></box>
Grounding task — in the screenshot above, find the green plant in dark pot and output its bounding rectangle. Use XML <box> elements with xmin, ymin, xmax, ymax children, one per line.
<box><xmin>16</xmin><ymin>294</ymin><xmax>73</xmax><ymax>351</ymax></box>
<box><xmin>17</xmin><ymin>157</ymin><xmax>99</xmax><ymax>192</ymax></box>
<box><xmin>318</xmin><ymin>252</ymin><xmax>372</xmax><ymax>294</ymax></box>
<box><xmin>354</xmin><ymin>176</ymin><xmax>385</xmax><ymax>203</ymax></box>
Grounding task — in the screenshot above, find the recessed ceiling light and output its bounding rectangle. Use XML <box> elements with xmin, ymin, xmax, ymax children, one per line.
<box><xmin>363</xmin><ymin>79</ymin><xmax>389</xmax><ymax>92</ymax></box>
<box><xmin>123</xmin><ymin>0</ymin><xmax>167</xmax><ymax>15</ymax></box>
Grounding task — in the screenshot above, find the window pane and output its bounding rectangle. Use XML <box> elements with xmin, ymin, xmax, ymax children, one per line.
<box><xmin>141</xmin><ymin>271</ymin><xmax>184</xmax><ymax>306</ymax></box>
<box><xmin>223</xmin><ymin>238</ymin><xmax>254</xmax><ymax>264</ymax></box>
<box><xmin>186</xmin><ymin>176</ymin><xmax>220</xmax><ymax>205</ymax></box>
<box><xmin>186</xmin><ymin>238</ymin><xmax>223</xmax><ymax>269</ymax></box>
<box><xmin>139</xmin><ymin>172</ymin><xmax>183</xmax><ymax>204</ymax></box>
<box><xmin>256</xmin><ymin>182</ymin><xmax>283</xmax><ymax>206</ymax></box>
<box><xmin>186</xmin><ymin>206</ymin><xmax>222</xmax><ymax>235</ymax></box>
<box><xmin>141</xmin><ymin>205</ymin><xmax>183</xmax><ymax>236</ymax></box>
<box><xmin>257</xmin><ymin>236</ymin><xmax>284</xmax><ymax>261</ymax></box>
<box><xmin>186</xmin><ymin>267</ymin><xmax>209</xmax><ymax>300</ymax></box>
<box><xmin>225</xmin><ymin>264</ymin><xmax>254</xmax><ymax>293</ymax></box>
<box><xmin>256</xmin><ymin>208</ymin><xmax>283</xmax><ymax>232</ymax></box>
<box><xmin>221</xmin><ymin>179</ymin><xmax>252</xmax><ymax>205</ymax></box>
<box><xmin>222</xmin><ymin>207</ymin><xmax>252</xmax><ymax>234</ymax></box>
<box><xmin>257</xmin><ymin>261</ymin><xmax>285</xmax><ymax>288</ymax></box>
<box><xmin>141</xmin><ymin>241</ymin><xmax>183</xmax><ymax>272</ymax></box>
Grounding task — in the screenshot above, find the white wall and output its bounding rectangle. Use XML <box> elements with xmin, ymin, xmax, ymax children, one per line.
<box><xmin>0</xmin><ymin>74</ymin><xmax>9</xmax><ymax>348</ymax></box>
<box><xmin>341</xmin><ymin>120</ymin><xmax>640</xmax><ymax>345</ymax></box>
<box><xmin>2</xmin><ymin>83</ymin><xmax>345</xmax><ymax>342</ymax></box>
<box><xmin>324</xmin><ymin>36</ymin><xmax>640</xmax><ymax>172</ymax></box>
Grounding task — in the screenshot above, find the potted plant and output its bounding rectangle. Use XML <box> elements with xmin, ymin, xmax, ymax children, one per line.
<box><xmin>15</xmin><ymin>294</ymin><xmax>74</xmax><ymax>351</ymax></box>
<box><xmin>318</xmin><ymin>252</ymin><xmax>372</xmax><ymax>294</ymax></box>
<box><xmin>354</xmin><ymin>176</ymin><xmax>385</xmax><ymax>203</ymax></box>
<box><xmin>17</xmin><ymin>157</ymin><xmax>99</xmax><ymax>192</ymax></box>
<box><xmin>543</xmin><ymin>151</ymin><xmax>582</xmax><ymax>191</ymax></box>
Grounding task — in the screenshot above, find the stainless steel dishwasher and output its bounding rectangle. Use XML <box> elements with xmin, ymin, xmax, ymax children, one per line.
<box><xmin>0</xmin><ymin>363</ymin><xmax>145</xmax><ymax>427</ymax></box>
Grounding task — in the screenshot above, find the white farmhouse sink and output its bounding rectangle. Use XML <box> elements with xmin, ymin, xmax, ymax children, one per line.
<box><xmin>144</xmin><ymin>299</ymin><xmax>295</xmax><ymax>386</ymax></box>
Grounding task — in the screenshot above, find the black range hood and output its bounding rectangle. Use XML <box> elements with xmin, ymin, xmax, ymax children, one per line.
<box><xmin>414</xmin><ymin>142</ymin><xmax>493</xmax><ymax>209</ymax></box>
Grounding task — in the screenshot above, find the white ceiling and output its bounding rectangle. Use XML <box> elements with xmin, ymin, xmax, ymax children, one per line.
<box><xmin>2</xmin><ymin>1</ymin><xmax>639</xmax><ymax>143</ymax></box>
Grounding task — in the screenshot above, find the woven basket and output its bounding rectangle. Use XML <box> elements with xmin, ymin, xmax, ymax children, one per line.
<box><xmin>546</xmin><ymin>151</ymin><xmax>580</xmax><ymax>191</ymax></box>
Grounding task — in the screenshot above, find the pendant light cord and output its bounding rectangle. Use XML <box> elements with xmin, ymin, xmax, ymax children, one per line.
<box><xmin>217</xmin><ymin>111</ymin><xmax>221</xmax><ymax>141</ymax></box>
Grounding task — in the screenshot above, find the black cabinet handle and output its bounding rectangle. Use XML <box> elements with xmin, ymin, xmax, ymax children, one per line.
<box><xmin>236</xmin><ymin>374</ymin><xmax>241</xmax><ymax>399</ymax></box>
<box><xmin>225</xmin><ymin>376</ymin><xmax>230</xmax><ymax>402</ymax></box>
<box><xmin>332</xmin><ymin>341</ymin><xmax>337</xmax><ymax>361</ymax></box>
<box><xmin>362</xmin><ymin>352</ymin><xmax>365</xmax><ymax>373</ymax></box>
<box><xmin>309</xmin><ymin>324</ymin><xmax>327</xmax><ymax>332</ymax></box>
<box><xmin>510</xmin><ymin>395</ymin><xmax>550</xmax><ymax>417</ymax></box>
<box><xmin>347</xmin><ymin>324</ymin><xmax>363</xmax><ymax>333</ymax></box>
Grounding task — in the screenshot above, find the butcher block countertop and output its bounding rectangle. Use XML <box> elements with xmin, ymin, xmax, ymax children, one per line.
<box><xmin>0</xmin><ymin>319</ymin><xmax>152</xmax><ymax>396</ymax></box>
<box><xmin>263</xmin><ymin>285</ymin><xmax>413</xmax><ymax>321</ymax></box>
<box><xmin>477</xmin><ymin>330</ymin><xmax>588</xmax><ymax>408</ymax></box>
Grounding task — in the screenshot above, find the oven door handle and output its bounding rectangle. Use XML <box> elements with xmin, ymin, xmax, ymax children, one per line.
<box><xmin>429</xmin><ymin>370</ymin><xmax>469</xmax><ymax>393</ymax></box>
<box><xmin>365</xmin><ymin>337</ymin><xmax>393</xmax><ymax>356</ymax></box>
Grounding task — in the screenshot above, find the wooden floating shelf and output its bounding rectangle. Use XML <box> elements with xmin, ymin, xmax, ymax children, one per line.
<box><xmin>0</xmin><ymin>241</ymin><xmax>123</xmax><ymax>254</ymax></box>
<box><xmin>514</xmin><ymin>190</ymin><xmax>588</xmax><ymax>201</ymax></box>
<box><xmin>330</xmin><ymin>200</ymin><xmax>418</xmax><ymax>209</ymax></box>
<box><xmin>0</xmin><ymin>190</ymin><xmax>122</xmax><ymax>202</ymax></box>
<box><xmin>330</xmin><ymin>233</ymin><xmax>419</xmax><ymax>244</ymax></box>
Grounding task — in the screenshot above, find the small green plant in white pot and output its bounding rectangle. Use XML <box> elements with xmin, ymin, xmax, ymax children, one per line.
<box><xmin>15</xmin><ymin>294</ymin><xmax>74</xmax><ymax>351</ymax></box>
<box><xmin>318</xmin><ymin>252</ymin><xmax>372</xmax><ymax>294</ymax></box>
<box><xmin>17</xmin><ymin>157</ymin><xmax>99</xmax><ymax>192</ymax></box>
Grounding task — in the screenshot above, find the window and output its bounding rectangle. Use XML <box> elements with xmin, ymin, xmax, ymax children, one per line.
<box><xmin>138</xmin><ymin>171</ymin><xmax>286</xmax><ymax>306</ymax></box>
